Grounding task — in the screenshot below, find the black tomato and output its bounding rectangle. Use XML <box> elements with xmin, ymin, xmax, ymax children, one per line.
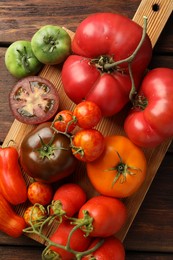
<box><xmin>20</xmin><ymin>122</ymin><xmax>77</xmax><ymax>183</ymax></box>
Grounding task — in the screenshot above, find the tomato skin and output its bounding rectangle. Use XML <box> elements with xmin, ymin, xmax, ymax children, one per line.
<box><xmin>20</xmin><ymin>122</ymin><xmax>77</xmax><ymax>183</ymax></box>
<box><xmin>9</xmin><ymin>76</ymin><xmax>59</xmax><ymax>125</ymax></box>
<box><xmin>87</xmin><ymin>135</ymin><xmax>147</xmax><ymax>198</ymax></box>
<box><xmin>5</xmin><ymin>40</ymin><xmax>42</xmax><ymax>78</ymax></box>
<box><xmin>53</xmin><ymin>110</ymin><xmax>77</xmax><ymax>133</ymax></box>
<box><xmin>0</xmin><ymin>146</ymin><xmax>27</xmax><ymax>205</ymax></box>
<box><xmin>0</xmin><ymin>193</ymin><xmax>26</xmax><ymax>238</ymax></box>
<box><xmin>49</xmin><ymin>220</ymin><xmax>91</xmax><ymax>260</ymax></box>
<box><xmin>28</xmin><ymin>181</ymin><xmax>53</xmax><ymax>206</ymax></box>
<box><xmin>52</xmin><ymin>183</ymin><xmax>87</xmax><ymax>217</ymax></box>
<box><xmin>73</xmin><ymin>101</ymin><xmax>102</xmax><ymax>129</ymax></box>
<box><xmin>72</xmin><ymin>129</ymin><xmax>105</xmax><ymax>162</ymax></box>
<box><xmin>23</xmin><ymin>205</ymin><xmax>47</xmax><ymax>226</ymax></box>
<box><xmin>62</xmin><ymin>13</ymin><xmax>152</xmax><ymax>116</ymax></box>
<box><xmin>78</xmin><ymin>195</ymin><xmax>127</xmax><ymax>237</ymax></box>
<box><xmin>124</xmin><ymin>68</ymin><xmax>173</xmax><ymax>147</ymax></box>
<box><xmin>31</xmin><ymin>25</ymin><xmax>71</xmax><ymax>65</ymax></box>
<box><xmin>82</xmin><ymin>236</ymin><xmax>125</xmax><ymax>260</ymax></box>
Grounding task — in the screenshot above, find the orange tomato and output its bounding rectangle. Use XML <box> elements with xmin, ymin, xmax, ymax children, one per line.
<box><xmin>87</xmin><ymin>135</ymin><xmax>147</xmax><ymax>198</ymax></box>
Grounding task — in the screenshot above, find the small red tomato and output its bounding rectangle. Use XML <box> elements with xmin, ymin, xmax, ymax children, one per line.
<box><xmin>51</xmin><ymin>183</ymin><xmax>87</xmax><ymax>217</ymax></box>
<box><xmin>72</xmin><ymin>129</ymin><xmax>105</xmax><ymax>162</ymax></box>
<box><xmin>23</xmin><ymin>205</ymin><xmax>47</xmax><ymax>226</ymax></box>
<box><xmin>53</xmin><ymin>110</ymin><xmax>77</xmax><ymax>133</ymax></box>
<box><xmin>82</xmin><ymin>236</ymin><xmax>125</xmax><ymax>260</ymax></box>
<box><xmin>49</xmin><ymin>220</ymin><xmax>91</xmax><ymax>260</ymax></box>
<box><xmin>73</xmin><ymin>100</ymin><xmax>102</xmax><ymax>129</ymax></box>
<box><xmin>27</xmin><ymin>181</ymin><xmax>53</xmax><ymax>205</ymax></box>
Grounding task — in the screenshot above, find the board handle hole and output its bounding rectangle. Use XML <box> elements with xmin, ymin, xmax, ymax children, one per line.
<box><xmin>152</xmin><ymin>3</ymin><xmax>160</xmax><ymax>12</ymax></box>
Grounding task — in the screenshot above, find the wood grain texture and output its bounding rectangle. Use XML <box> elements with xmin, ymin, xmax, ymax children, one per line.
<box><xmin>0</xmin><ymin>0</ymin><xmax>173</xmax><ymax>259</ymax></box>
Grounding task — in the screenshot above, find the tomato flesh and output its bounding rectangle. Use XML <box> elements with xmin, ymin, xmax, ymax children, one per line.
<box><xmin>9</xmin><ymin>76</ymin><xmax>59</xmax><ymax>124</ymax></box>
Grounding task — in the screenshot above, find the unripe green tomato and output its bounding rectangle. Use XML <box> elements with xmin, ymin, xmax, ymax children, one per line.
<box><xmin>5</xmin><ymin>40</ymin><xmax>43</xmax><ymax>78</ymax></box>
<box><xmin>31</xmin><ymin>25</ymin><xmax>71</xmax><ymax>65</ymax></box>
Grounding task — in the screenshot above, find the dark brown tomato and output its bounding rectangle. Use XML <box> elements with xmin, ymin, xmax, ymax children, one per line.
<box><xmin>20</xmin><ymin>122</ymin><xmax>77</xmax><ymax>183</ymax></box>
<box><xmin>9</xmin><ymin>76</ymin><xmax>59</xmax><ymax>124</ymax></box>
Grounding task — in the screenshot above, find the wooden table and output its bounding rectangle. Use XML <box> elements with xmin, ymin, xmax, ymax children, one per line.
<box><xmin>0</xmin><ymin>0</ymin><xmax>173</xmax><ymax>259</ymax></box>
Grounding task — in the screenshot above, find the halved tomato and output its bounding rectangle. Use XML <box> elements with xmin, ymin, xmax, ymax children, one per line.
<box><xmin>9</xmin><ymin>76</ymin><xmax>59</xmax><ymax>125</ymax></box>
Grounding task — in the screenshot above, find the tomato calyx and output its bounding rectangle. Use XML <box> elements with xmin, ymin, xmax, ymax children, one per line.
<box><xmin>42</xmin><ymin>35</ymin><xmax>59</xmax><ymax>53</ymax></box>
<box><xmin>16</xmin><ymin>46</ymin><xmax>32</xmax><ymax>73</ymax></box>
<box><xmin>132</xmin><ymin>94</ymin><xmax>148</xmax><ymax>110</ymax></box>
<box><xmin>37</xmin><ymin>133</ymin><xmax>68</xmax><ymax>160</ymax></box>
<box><xmin>69</xmin><ymin>209</ymin><xmax>94</xmax><ymax>237</ymax></box>
<box><xmin>106</xmin><ymin>151</ymin><xmax>141</xmax><ymax>186</ymax></box>
<box><xmin>48</xmin><ymin>200</ymin><xmax>66</xmax><ymax>221</ymax></box>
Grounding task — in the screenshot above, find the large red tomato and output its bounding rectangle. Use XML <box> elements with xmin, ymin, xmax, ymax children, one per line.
<box><xmin>124</xmin><ymin>68</ymin><xmax>173</xmax><ymax>147</ymax></box>
<box><xmin>62</xmin><ymin>13</ymin><xmax>152</xmax><ymax>116</ymax></box>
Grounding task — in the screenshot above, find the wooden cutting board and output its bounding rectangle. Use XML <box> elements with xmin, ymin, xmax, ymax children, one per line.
<box><xmin>3</xmin><ymin>0</ymin><xmax>173</xmax><ymax>244</ymax></box>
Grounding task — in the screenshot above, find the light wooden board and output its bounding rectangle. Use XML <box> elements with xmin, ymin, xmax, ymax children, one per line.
<box><xmin>3</xmin><ymin>0</ymin><xmax>173</xmax><ymax>244</ymax></box>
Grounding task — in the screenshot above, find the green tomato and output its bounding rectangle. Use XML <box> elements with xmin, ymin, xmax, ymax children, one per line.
<box><xmin>31</xmin><ymin>25</ymin><xmax>71</xmax><ymax>65</ymax></box>
<box><xmin>5</xmin><ymin>41</ymin><xmax>43</xmax><ymax>79</ymax></box>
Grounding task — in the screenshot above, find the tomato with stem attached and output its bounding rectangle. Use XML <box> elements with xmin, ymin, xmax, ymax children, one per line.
<box><xmin>62</xmin><ymin>13</ymin><xmax>152</xmax><ymax>116</ymax></box>
<box><xmin>20</xmin><ymin>122</ymin><xmax>77</xmax><ymax>183</ymax></box>
<box><xmin>71</xmin><ymin>195</ymin><xmax>127</xmax><ymax>237</ymax></box>
<box><xmin>87</xmin><ymin>135</ymin><xmax>147</xmax><ymax>198</ymax></box>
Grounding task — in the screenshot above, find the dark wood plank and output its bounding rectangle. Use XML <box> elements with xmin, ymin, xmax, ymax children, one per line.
<box><xmin>0</xmin><ymin>1</ymin><xmax>173</xmax><ymax>259</ymax></box>
<box><xmin>0</xmin><ymin>0</ymin><xmax>141</xmax><ymax>42</ymax></box>
<box><xmin>124</xmin><ymin>152</ymin><xmax>173</xmax><ymax>252</ymax></box>
<box><xmin>0</xmin><ymin>246</ymin><xmax>173</xmax><ymax>260</ymax></box>
<box><xmin>0</xmin><ymin>0</ymin><xmax>173</xmax><ymax>53</ymax></box>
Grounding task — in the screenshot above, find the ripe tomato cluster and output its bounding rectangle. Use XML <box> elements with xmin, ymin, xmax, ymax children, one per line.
<box><xmin>23</xmin><ymin>183</ymin><xmax>126</xmax><ymax>259</ymax></box>
<box><xmin>51</xmin><ymin>100</ymin><xmax>105</xmax><ymax>163</ymax></box>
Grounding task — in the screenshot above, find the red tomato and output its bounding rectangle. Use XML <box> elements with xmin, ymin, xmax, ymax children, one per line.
<box><xmin>53</xmin><ymin>110</ymin><xmax>77</xmax><ymax>133</ymax></box>
<box><xmin>9</xmin><ymin>76</ymin><xmax>59</xmax><ymax>125</ymax></box>
<box><xmin>124</xmin><ymin>68</ymin><xmax>173</xmax><ymax>147</ymax></box>
<box><xmin>62</xmin><ymin>13</ymin><xmax>152</xmax><ymax>116</ymax></box>
<box><xmin>23</xmin><ymin>205</ymin><xmax>47</xmax><ymax>226</ymax></box>
<box><xmin>77</xmin><ymin>195</ymin><xmax>127</xmax><ymax>237</ymax></box>
<box><xmin>51</xmin><ymin>183</ymin><xmax>87</xmax><ymax>217</ymax></box>
<box><xmin>27</xmin><ymin>181</ymin><xmax>53</xmax><ymax>206</ymax></box>
<box><xmin>0</xmin><ymin>193</ymin><xmax>26</xmax><ymax>238</ymax></box>
<box><xmin>82</xmin><ymin>236</ymin><xmax>125</xmax><ymax>260</ymax></box>
<box><xmin>72</xmin><ymin>129</ymin><xmax>105</xmax><ymax>162</ymax></box>
<box><xmin>87</xmin><ymin>135</ymin><xmax>147</xmax><ymax>198</ymax></box>
<box><xmin>49</xmin><ymin>221</ymin><xmax>91</xmax><ymax>260</ymax></box>
<box><xmin>73</xmin><ymin>101</ymin><xmax>102</xmax><ymax>129</ymax></box>
<box><xmin>0</xmin><ymin>146</ymin><xmax>27</xmax><ymax>205</ymax></box>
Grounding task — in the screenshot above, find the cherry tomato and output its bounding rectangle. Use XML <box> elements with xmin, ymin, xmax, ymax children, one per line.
<box><xmin>23</xmin><ymin>205</ymin><xmax>47</xmax><ymax>226</ymax></box>
<box><xmin>87</xmin><ymin>135</ymin><xmax>147</xmax><ymax>198</ymax></box>
<box><xmin>27</xmin><ymin>181</ymin><xmax>53</xmax><ymax>206</ymax></box>
<box><xmin>9</xmin><ymin>76</ymin><xmax>59</xmax><ymax>125</ymax></box>
<box><xmin>72</xmin><ymin>129</ymin><xmax>105</xmax><ymax>162</ymax></box>
<box><xmin>82</xmin><ymin>236</ymin><xmax>125</xmax><ymax>260</ymax></box>
<box><xmin>48</xmin><ymin>220</ymin><xmax>91</xmax><ymax>260</ymax></box>
<box><xmin>73</xmin><ymin>101</ymin><xmax>102</xmax><ymax>129</ymax></box>
<box><xmin>51</xmin><ymin>183</ymin><xmax>87</xmax><ymax>217</ymax></box>
<box><xmin>124</xmin><ymin>68</ymin><xmax>173</xmax><ymax>147</ymax></box>
<box><xmin>52</xmin><ymin>110</ymin><xmax>77</xmax><ymax>133</ymax></box>
<box><xmin>77</xmin><ymin>195</ymin><xmax>127</xmax><ymax>237</ymax></box>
